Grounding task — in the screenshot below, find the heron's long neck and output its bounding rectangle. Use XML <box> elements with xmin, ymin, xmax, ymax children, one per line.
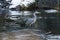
<box><xmin>30</xmin><ymin>13</ymin><xmax>37</xmax><ymax>25</ymax></box>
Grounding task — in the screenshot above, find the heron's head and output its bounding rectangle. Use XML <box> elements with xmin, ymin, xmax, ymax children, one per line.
<box><xmin>34</xmin><ymin>11</ymin><xmax>40</xmax><ymax>14</ymax></box>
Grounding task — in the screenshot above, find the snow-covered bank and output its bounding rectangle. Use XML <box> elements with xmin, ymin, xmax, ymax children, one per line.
<box><xmin>9</xmin><ymin>0</ymin><xmax>35</xmax><ymax>8</ymax></box>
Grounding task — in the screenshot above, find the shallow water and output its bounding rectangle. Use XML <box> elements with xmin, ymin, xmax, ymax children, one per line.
<box><xmin>0</xmin><ymin>29</ymin><xmax>45</xmax><ymax>40</ymax></box>
<box><xmin>0</xmin><ymin>29</ymin><xmax>60</xmax><ymax>40</ymax></box>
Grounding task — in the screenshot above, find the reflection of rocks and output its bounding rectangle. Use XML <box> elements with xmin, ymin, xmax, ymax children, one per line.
<box><xmin>5</xmin><ymin>22</ymin><xmax>21</xmax><ymax>31</ymax></box>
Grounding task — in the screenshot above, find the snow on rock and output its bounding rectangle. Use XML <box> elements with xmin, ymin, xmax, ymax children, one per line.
<box><xmin>9</xmin><ymin>0</ymin><xmax>35</xmax><ymax>8</ymax></box>
<box><xmin>45</xmin><ymin>9</ymin><xmax>59</xmax><ymax>13</ymax></box>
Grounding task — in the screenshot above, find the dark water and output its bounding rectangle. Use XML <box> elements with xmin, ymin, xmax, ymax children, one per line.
<box><xmin>0</xmin><ymin>10</ymin><xmax>60</xmax><ymax>40</ymax></box>
<box><xmin>0</xmin><ymin>10</ymin><xmax>60</xmax><ymax>34</ymax></box>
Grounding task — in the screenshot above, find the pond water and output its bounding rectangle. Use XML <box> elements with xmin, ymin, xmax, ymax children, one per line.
<box><xmin>0</xmin><ymin>29</ymin><xmax>46</xmax><ymax>40</ymax></box>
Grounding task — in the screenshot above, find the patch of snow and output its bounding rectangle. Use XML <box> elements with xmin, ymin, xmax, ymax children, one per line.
<box><xmin>0</xmin><ymin>3</ymin><xmax>1</xmax><ymax>5</ymax></box>
<box><xmin>9</xmin><ymin>0</ymin><xmax>35</xmax><ymax>8</ymax></box>
<box><xmin>45</xmin><ymin>9</ymin><xmax>59</xmax><ymax>13</ymax></box>
<box><xmin>9</xmin><ymin>10</ymin><xmax>22</xmax><ymax>15</ymax></box>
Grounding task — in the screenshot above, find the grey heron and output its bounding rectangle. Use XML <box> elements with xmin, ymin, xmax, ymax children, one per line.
<box><xmin>25</xmin><ymin>11</ymin><xmax>40</xmax><ymax>26</ymax></box>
